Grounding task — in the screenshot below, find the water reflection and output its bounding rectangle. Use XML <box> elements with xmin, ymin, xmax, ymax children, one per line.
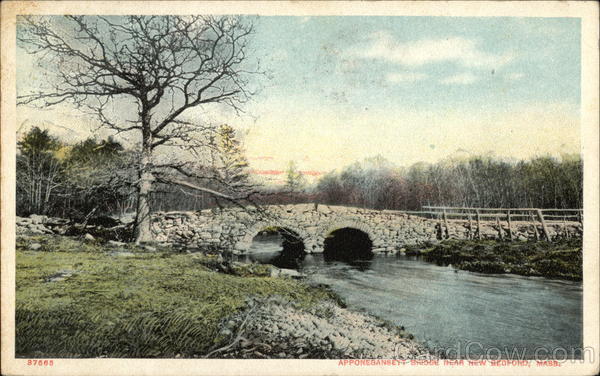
<box><xmin>240</xmin><ymin>236</ymin><xmax>583</xmax><ymax>359</ymax></box>
<box><xmin>244</xmin><ymin>232</ymin><xmax>306</xmax><ymax>269</ymax></box>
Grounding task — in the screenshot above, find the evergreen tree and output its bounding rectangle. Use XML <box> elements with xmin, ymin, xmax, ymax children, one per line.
<box><xmin>284</xmin><ymin>160</ymin><xmax>306</xmax><ymax>193</ymax></box>
<box><xmin>205</xmin><ymin>124</ymin><xmax>256</xmax><ymax>202</ymax></box>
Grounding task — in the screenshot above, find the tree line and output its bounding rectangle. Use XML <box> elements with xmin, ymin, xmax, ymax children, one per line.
<box><xmin>314</xmin><ymin>154</ymin><xmax>582</xmax><ymax>210</ymax></box>
<box><xmin>16</xmin><ymin>125</ymin><xmax>256</xmax><ymax>220</ymax></box>
<box><xmin>16</xmin><ymin>126</ymin><xmax>582</xmax><ymax>223</ymax></box>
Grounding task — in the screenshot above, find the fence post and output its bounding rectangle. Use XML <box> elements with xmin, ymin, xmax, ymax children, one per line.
<box><xmin>443</xmin><ymin>209</ymin><xmax>450</xmax><ymax>239</ymax></box>
<box><xmin>476</xmin><ymin>210</ymin><xmax>482</xmax><ymax>240</ymax></box>
<box><xmin>536</xmin><ymin>209</ymin><xmax>551</xmax><ymax>241</ymax></box>
<box><xmin>468</xmin><ymin>212</ymin><xmax>473</xmax><ymax>239</ymax></box>
<box><xmin>507</xmin><ymin>210</ymin><xmax>513</xmax><ymax>241</ymax></box>
<box><xmin>529</xmin><ymin>211</ymin><xmax>539</xmax><ymax>241</ymax></box>
<box><xmin>496</xmin><ymin>215</ymin><xmax>504</xmax><ymax>241</ymax></box>
<box><xmin>436</xmin><ymin>211</ymin><xmax>443</xmax><ymax>240</ymax></box>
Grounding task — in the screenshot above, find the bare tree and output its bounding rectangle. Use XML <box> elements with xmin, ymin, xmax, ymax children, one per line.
<box><xmin>17</xmin><ymin>15</ymin><xmax>261</xmax><ymax>242</ymax></box>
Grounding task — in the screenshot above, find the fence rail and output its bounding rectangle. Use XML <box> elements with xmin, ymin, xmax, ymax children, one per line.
<box><xmin>393</xmin><ymin>205</ymin><xmax>582</xmax><ymax>242</ymax></box>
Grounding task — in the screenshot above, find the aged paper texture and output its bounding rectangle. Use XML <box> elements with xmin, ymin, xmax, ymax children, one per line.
<box><xmin>2</xmin><ymin>1</ymin><xmax>599</xmax><ymax>375</ymax></box>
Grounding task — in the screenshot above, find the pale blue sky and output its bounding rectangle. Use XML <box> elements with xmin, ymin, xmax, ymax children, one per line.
<box><xmin>237</xmin><ymin>16</ymin><xmax>581</xmax><ymax>177</ymax></box>
<box><xmin>247</xmin><ymin>16</ymin><xmax>579</xmax><ymax>113</ymax></box>
<box><xmin>17</xmin><ymin>16</ymin><xmax>581</xmax><ymax>178</ymax></box>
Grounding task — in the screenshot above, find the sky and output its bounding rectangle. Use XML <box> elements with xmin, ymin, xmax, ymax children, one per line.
<box><xmin>16</xmin><ymin>16</ymin><xmax>581</xmax><ymax>185</ymax></box>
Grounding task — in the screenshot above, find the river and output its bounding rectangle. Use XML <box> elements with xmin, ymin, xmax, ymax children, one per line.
<box><xmin>236</xmin><ymin>234</ymin><xmax>583</xmax><ymax>359</ymax></box>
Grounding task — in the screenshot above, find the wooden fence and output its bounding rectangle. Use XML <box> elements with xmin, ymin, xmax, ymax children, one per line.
<box><xmin>394</xmin><ymin>206</ymin><xmax>583</xmax><ymax>242</ymax></box>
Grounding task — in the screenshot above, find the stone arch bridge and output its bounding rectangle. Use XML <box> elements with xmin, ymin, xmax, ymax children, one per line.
<box><xmin>151</xmin><ymin>204</ymin><xmax>445</xmax><ymax>254</ymax></box>
<box><xmin>150</xmin><ymin>203</ymin><xmax>579</xmax><ymax>254</ymax></box>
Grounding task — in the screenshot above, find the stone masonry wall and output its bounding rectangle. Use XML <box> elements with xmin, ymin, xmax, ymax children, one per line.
<box><xmin>150</xmin><ymin>204</ymin><xmax>582</xmax><ymax>254</ymax></box>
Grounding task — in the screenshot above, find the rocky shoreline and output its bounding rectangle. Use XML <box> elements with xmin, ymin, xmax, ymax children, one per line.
<box><xmin>181</xmin><ymin>256</ymin><xmax>436</xmax><ymax>359</ymax></box>
<box><xmin>209</xmin><ymin>297</ymin><xmax>435</xmax><ymax>359</ymax></box>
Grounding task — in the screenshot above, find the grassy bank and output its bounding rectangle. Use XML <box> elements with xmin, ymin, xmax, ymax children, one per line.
<box><xmin>410</xmin><ymin>239</ymin><xmax>582</xmax><ymax>281</ymax></box>
<box><xmin>15</xmin><ymin>235</ymin><xmax>335</xmax><ymax>358</ymax></box>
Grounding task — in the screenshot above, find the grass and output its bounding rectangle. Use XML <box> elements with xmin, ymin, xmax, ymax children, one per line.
<box><xmin>16</xmin><ymin>235</ymin><xmax>334</xmax><ymax>358</ymax></box>
<box><xmin>420</xmin><ymin>239</ymin><xmax>583</xmax><ymax>281</ymax></box>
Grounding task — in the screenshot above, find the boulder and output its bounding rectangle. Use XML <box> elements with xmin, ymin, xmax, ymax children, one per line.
<box><xmin>29</xmin><ymin>214</ymin><xmax>46</xmax><ymax>224</ymax></box>
<box><xmin>270</xmin><ymin>267</ymin><xmax>305</xmax><ymax>279</ymax></box>
<box><xmin>107</xmin><ymin>240</ymin><xmax>127</xmax><ymax>247</ymax></box>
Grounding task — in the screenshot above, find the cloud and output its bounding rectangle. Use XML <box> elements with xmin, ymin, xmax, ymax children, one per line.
<box><xmin>505</xmin><ymin>72</ymin><xmax>525</xmax><ymax>81</ymax></box>
<box><xmin>386</xmin><ymin>72</ymin><xmax>428</xmax><ymax>83</ymax></box>
<box><xmin>440</xmin><ymin>72</ymin><xmax>478</xmax><ymax>85</ymax></box>
<box><xmin>356</xmin><ymin>32</ymin><xmax>514</xmax><ymax>69</ymax></box>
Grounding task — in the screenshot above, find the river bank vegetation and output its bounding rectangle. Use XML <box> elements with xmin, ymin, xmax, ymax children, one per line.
<box><xmin>407</xmin><ymin>239</ymin><xmax>583</xmax><ymax>281</ymax></box>
<box><xmin>15</xmin><ymin>234</ymin><xmax>429</xmax><ymax>359</ymax></box>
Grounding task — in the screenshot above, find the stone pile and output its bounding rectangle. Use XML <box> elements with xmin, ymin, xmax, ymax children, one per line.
<box><xmin>16</xmin><ymin>215</ymin><xmax>70</xmax><ymax>235</ymax></box>
<box><xmin>215</xmin><ymin>297</ymin><xmax>435</xmax><ymax>359</ymax></box>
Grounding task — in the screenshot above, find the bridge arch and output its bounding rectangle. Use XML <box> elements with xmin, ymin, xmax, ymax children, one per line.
<box><xmin>321</xmin><ymin>219</ymin><xmax>377</xmax><ymax>261</ymax></box>
<box><xmin>235</xmin><ymin>221</ymin><xmax>312</xmax><ymax>253</ymax></box>
<box><xmin>320</xmin><ymin>219</ymin><xmax>379</xmax><ymax>246</ymax></box>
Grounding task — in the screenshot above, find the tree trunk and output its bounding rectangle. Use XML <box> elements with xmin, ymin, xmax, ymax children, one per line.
<box><xmin>135</xmin><ymin>124</ymin><xmax>154</xmax><ymax>244</ymax></box>
<box><xmin>135</xmin><ymin>169</ymin><xmax>153</xmax><ymax>243</ymax></box>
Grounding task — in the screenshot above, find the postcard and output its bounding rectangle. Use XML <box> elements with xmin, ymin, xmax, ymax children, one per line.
<box><xmin>1</xmin><ymin>1</ymin><xmax>599</xmax><ymax>375</ymax></box>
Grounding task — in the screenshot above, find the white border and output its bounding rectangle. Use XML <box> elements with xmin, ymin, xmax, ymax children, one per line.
<box><xmin>2</xmin><ymin>2</ymin><xmax>599</xmax><ymax>376</ymax></box>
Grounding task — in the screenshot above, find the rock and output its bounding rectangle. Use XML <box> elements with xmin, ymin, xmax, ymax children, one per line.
<box><xmin>28</xmin><ymin>223</ymin><xmax>53</xmax><ymax>234</ymax></box>
<box><xmin>317</xmin><ymin>205</ymin><xmax>332</xmax><ymax>214</ymax></box>
<box><xmin>47</xmin><ymin>270</ymin><xmax>75</xmax><ymax>282</ymax></box>
<box><xmin>220</xmin><ymin>329</ymin><xmax>233</xmax><ymax>337</ymax></box>
<box><xmin>30</xmin><ymin>243</ymin><xmax>42</xmax><ymax>251</ymax></box>
<box><xmin>143</xmin><ymin>245</ymin><xmax>157</xmax><ymax>252</ymax></box>
<box><xmin>107</xmin><ymin>240</ymin><xmax>127</xmax><ymax>247</ymax></box>
<box><xmin>16</xmin><ymin>216</ymin><xmax>31</xmax><ymax>225</ymax></box>
<box><xmin>29</xmin><ymin>214</ymin><xmax>46</xmax><ymax>224</ymax></box>
<box><xmin>84</xmin><ymin>233</ymin><xmax>95</xmax><ymax>241</ymax></box>
<box><xmin>45</xmin><ymin>217</ymin><xmax>70</xmax><ymax>226</ymax></box>
<box><xmin>111</xmin><ymin>251</ymin><xmax>134</xmax><ymax>257</ymax></box>
<box><xmin>272</xmin><ymin>268</ymin><xmax>305</xmax><ymax>279</ymax></box>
